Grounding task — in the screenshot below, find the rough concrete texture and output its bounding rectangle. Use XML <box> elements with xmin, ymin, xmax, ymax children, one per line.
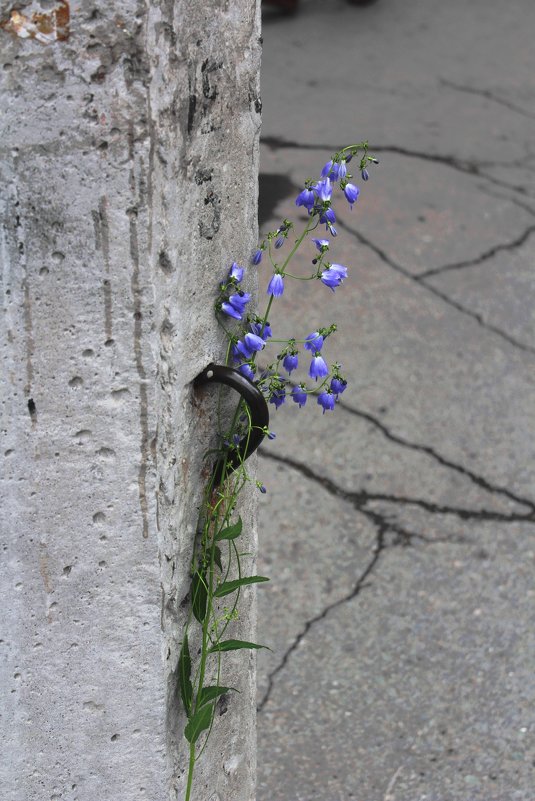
<box><xmin>0</xmin><ymin>1</ymin><xmax>261</xmax><ymax>799</ymax></box>
<box><xmin>256</xmin><ymin>1</ymin><xmax>535</xmax><ymax>800</ymax></box>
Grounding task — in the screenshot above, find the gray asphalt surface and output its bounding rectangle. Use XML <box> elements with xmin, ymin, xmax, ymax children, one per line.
<box><xmin>255</xmin><ymin>1</ymin><xmax>535</xmax><ymax>799</ymax></box>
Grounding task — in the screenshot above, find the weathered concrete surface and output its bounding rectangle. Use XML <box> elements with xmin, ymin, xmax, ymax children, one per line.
<box><xmin>256</xmin><ymin>1</ymin><xmax>535</xmax><ymax>799</ymax></box>
<box><xmin>0</xmin><ymin>1</ymin><xmax>261</xmax><ymax>799</ymax></box>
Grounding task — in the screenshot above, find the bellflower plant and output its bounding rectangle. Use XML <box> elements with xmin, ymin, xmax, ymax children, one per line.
<box><xmin>180</xmin><ymin>142</ymin><xmax>378</xmax><ymax>801</ymax></box>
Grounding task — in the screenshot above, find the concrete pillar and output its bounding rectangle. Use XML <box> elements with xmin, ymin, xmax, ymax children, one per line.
<box><xmin>0</xmin><ymin>1</ymin><xmax>261</xmax><ymax>799</ymax></box>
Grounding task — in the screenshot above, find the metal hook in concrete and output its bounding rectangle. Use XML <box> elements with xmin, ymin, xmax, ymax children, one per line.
<box><xmin>194</xmin><ymin>363</ymin><xmax>269</xmax><ymax>487</ymax></box>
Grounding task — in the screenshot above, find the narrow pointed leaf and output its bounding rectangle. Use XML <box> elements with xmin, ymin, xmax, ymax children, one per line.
<box><xmin>198</xmin><ymin>685</ymin><xmax>237</xmax><ymax>708</ymax></box>
<box><xmin>178</xmin><ymin>634</ymin><xmax>193</xmax><ymax>717</ymax></box>
<box><xmin>214</xmin><ymin>576</ymin><xmax>269</xmax><ymax>598</ymax></box>
<box><xmin>213</xmin><ymin>545</ymin><xmax>223</xmax><ymax>572</ymax></box>
<box><xmin>184</xmin><ymin>703</ymin><xmax>213</xmax><ymax>744</ymax></box>
<box><xmin>208</xmin><ymin>639</ymin><xmax>270</xmax><ymax>653</ymax></box>
<box><xmin>214</xmin><ymin>517</ymin><xmax>243</xmax><ymax>542</ymax></box>
<box><xmin>191</xmin><ymin>570</ymin><xmax>208</xmax><ymax>624</ymax></box>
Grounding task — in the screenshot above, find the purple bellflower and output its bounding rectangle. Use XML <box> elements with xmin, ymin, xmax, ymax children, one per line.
<box><xmin>228</xmin><ymin>292</ymin><xmax>251</xmax><ymax>313</ymax></box>
<box><xmin>250</xmin><ymin>321</ymin><xmax>272</xmax><ymax>339</ymax></box>
<box><xmin>221</xmin><ymin>302</ymin><xmax>243</xmax><ymax>320</ymax></box>
<box><xmin>239</xmin><ymin>363</ymin><xmax>255</xmax><ymax>381</ymax></box>
<box><xmin>244</xmin><ymin>332</ymin><xmax>266</xmax><ymax>352</ymax></box>
<box><xmin>309</xmin><ymin>353</ymin><xmax>329</xmax><ymax>380</ymax></box>
<box><xmin>291</xmin><ymin>385</ymin><xmax>308</xmax><ymax>407</ymax></box>
<box><xmin>304</xmin><ymin>332</ymin><xmax>324</xmax><ymax>352</ymax></box>
<box><xmin>267</xmin><ymin>273</ymin><xmax>284</xmax><ymax>297</ymax></box>
<box><xmin>330</xmin><ymin>377</ymin><xmax>347</xmax><ymax>396</ymax></box>
<box><xmin>321</xmin><ymin>269</ymin><xmax>344</xmax><ymax>291</ymax></box>
<box><xmin>282</xmin><ymin>353</ymin><xmax>298</xmax><ymax>374</ymax></box>
<box><xmin>319</xmin><ymin>208</ymin><xmax>336</xmax><ymax>232</ymax></box>
<box><xmin>320</xmin><ymin>263</ymin><xmax>348</xmax><ymax>291</ymax></box>
<box><xmin>321</xmin><ymin>160</ymin><xmax>333</xmax><ymax>178</ymax></box>
<box><xmin>318</xmin><ymin>391</ymin><xmax>336</xmax><ymax>414</ymax></box>
<box><xmin>236</xmin><ymin>339</ymin><xmax>254</xmax><ymax>360</ymax></box>
<box><xmin>295</xmin><ymin>187</ymin><xmax>316</xmax><ymax>211</ymax></box>
<box><xmin>252</xmin><ymin>249</ymin><xmax>263</xmax><ymax>265</ymax></box>
<box><xmin>312</xmin><ymin>238</ymin><xmax>329</xmax><ymax>252</ymax></box>
<box><xmin>344</xmin><ymin>183</ymin><xmax>360</xmax><ymax>207</ymax></box>
<box><xmin>269</xmin><ymin>387</ymin><xmax>286</xmax><ymax>409</ymax></box>
<box><xmin>315</xmin><ymin>177</ymin><xmax>333</xmax><ymax>202</ymax></box>
<box><xmin>361</xmin><ymin>168</ymin><xmax>369</xmax><ymax>181</ymax></box>
<box><xmin>274</xmin><ymin>236</ymin><xmax>284</xmax><ymax>249</ymax></box>
<box><xmin>229</xmin><ymin>262</ymin><xmax>244</xmax><ymax>282</ymax></box>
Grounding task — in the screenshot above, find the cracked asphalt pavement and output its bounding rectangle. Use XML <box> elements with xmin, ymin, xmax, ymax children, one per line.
<box><xmin>255</xmin><ymin>1</ymin><xmax>535</xmax><ymax>799</ymax></box>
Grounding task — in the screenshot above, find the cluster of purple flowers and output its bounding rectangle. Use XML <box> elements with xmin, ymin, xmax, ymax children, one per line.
<box><xmin>218</xmin><ymin>262</ymin><xmax>251</xmax><ymax>321</ymax></box>
<box><xmin>216</xmin><ymin>146</ymin><xmax>377</xmax><ymax>427</ymax></box>
<box><xmin>217</xmin><ymin>267</ymin><xmax>348</xmax><ymax>416</ymax></box>
<box><xmin>254</xmin><ymin>328</ymin><xmax>347</xmax><ymax>416</ymax></box>
<box><xmin>295</xmin><ymin>158</ymin><xmax>361</xmax><ymax>238</ymax></box>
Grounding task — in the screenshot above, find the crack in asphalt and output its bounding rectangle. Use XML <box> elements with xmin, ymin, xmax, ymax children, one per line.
<box><xmin>477</xmin><ymin>187</ymin><xmax>535</xmax><ymax>220</ymax></box>
<box><xmin>259</xmin><ymin>449</ymin><xmax>535</xmax><ymax>526</ymax></box>
<box><xmin>261</xmin><ymin>135</ymin><xmax>532</xmax><ymax>197</ymax></box>
<box><xmin>336</xmin><ymin>217</ymin><xmax>535</xmax><ymax>355</ymax></box>
<box><xmin>259</xmin><ymin>140</ymin><xmax>535</xmax><ymax>353</ymax></box>
<box><xmin>257</xmin><ymin>446</ymin><xmax>535</xmax><ymax>711</ymax></box>
<box><xmin>257</xmin><ymin>365</ymin><xmax>535</xmax><ymax>515</ymax></box>
<box><xmin>257</xmin><ymin>529</ymin><xmax>384</xmax><ymax>712</ymax></box>
<box><xmin>439</xmin><ymin>78</ymin><xmax>535</xmax><ymax>121</ymax></box>
<box><xmin>417</xmin><ymin>224</ymin><xmax>535</xmax><ymax>279</ymax></box>
<box><xmin>335</xmin><ymin>398</ymin><xmax>535</xmax><ymax>514</ymax></box>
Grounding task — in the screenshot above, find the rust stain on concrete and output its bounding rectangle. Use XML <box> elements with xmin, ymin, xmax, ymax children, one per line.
<box><xmin>1</xmin><ymin>1</ymin><xmax>69</xmax><ymax>43</ymax></box>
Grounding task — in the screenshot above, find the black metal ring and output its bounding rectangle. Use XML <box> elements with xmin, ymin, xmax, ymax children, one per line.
<box><xmin>194</xmin><ymin>363</ymin><xmax>270</xmax><ymax>487</ymax></box>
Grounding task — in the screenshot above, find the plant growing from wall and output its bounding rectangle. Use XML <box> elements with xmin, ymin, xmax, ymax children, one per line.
<box><xmin>180</xmin><ymin>143</ymin><xmax>378</xmax><ymax>800</ymax></box>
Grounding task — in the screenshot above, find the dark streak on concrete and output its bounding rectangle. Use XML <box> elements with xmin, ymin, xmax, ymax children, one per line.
<box><xmin>100</xmin><ymin>197</ymin><xmax>112</xmax><ymax>341</ymax></box>
<box><xmin>15</xmin><ymin>203</ymin><xmax>35</xmax><ymax>402</ymax></box>
<box><xmin>199</xmin><ymin>189</ymin><xmax>221</xmax><ymax>240</ymax></box>
<box><xmin>187</xmin><ymin>93</ymin><xmax>197</xmax><ymax>136</ymax></box>
<box><xmin>22</xmin><ymin>272</ymin><xmax>34</xmax><ymax>399</ymax></box>
<box><xmin>201</xmin><ymin>58</ymin><xmax>222</xmax><ymax>100</ymax></box>
<box><xmin>129</xmin><ymin>182</ymin><xmax>150</xmax><ymax>540</ymax></box>
<box><xmin>92</xmin><ymin>197</ymin><xmax>113</xmax><ymax>341</ymax></box>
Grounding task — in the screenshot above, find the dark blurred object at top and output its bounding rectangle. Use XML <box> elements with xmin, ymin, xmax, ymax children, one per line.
<box><xmin>262</xmin><ymin>0</ymin><xmax>378</xmax><ymax>13</ymax></box>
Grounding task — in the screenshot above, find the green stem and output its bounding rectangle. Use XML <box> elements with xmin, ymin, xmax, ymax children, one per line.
<box><xmin>185</xmin><ymin>742</ymin><xmax>196</xmax><ymax>801</ymax></box>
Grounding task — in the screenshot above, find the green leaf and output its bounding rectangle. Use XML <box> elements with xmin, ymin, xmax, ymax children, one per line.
<box><xmin>178</xmin><ymin>634</ymin><xmax>193</xmax><ymax>717</ymax></box>
<box><xmin>208</xmin><ymin>639</ymin><xmax>270</xmax><ymax>653</ymax></box>
<box><xmin>213</xmin><ymin>545</ymin><xmax>223</xmax><ymax>572</ymax></box>
<box><xmin>214</xmin><ymin>576</ymin><xmax>270</xmax><ymax>598</ymax></box>
<box><xmin>184</xmin><ymin>703</ymin><xmax>213</xmax><ymax>744</ymax></box>
<box><xmin>214</xmin><ymin>517</ymin><xmax>242</xmax><ymax>542</ymax></box>
<box><xmin>198</xmin><ymin>685</ymin><xmax>237</xmax><ymax>708</ymax></box>
<box><xmin>191</xmin><ymin>570</ymin><xmax>208</xmax><ymax>624</ymax></box>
